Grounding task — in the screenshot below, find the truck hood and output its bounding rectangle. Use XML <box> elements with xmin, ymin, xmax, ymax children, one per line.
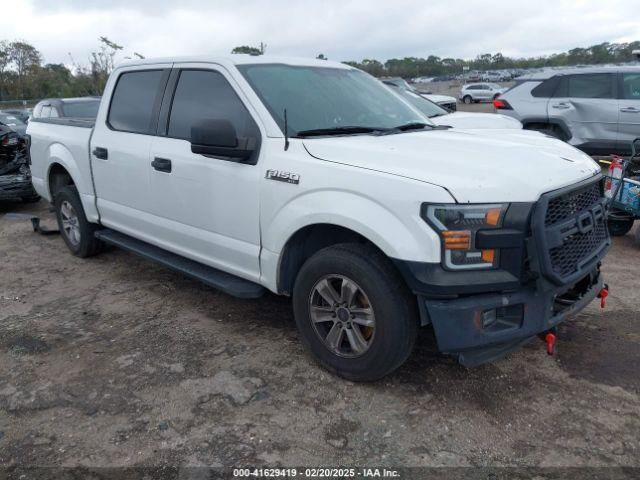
<box><xmin>422</xmin><ymin>93</ymin><xmax>456</xmax><ymax>104</ymax></box>
<box><xmin>302</xmin><ymin>129</ymin><xmax>600</xmax><ymax>203</ymax></box>
<box><xmin>431</xmin><ymin>111</ymin><xmax>522</xmax><ymax>130</ymax></box>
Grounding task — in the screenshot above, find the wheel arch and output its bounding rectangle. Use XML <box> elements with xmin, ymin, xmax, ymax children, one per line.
<box><xmin>45</xmin><ymin>143</ymin><xmax>82</xmax><ymax>200</ymax></box>
<box><xmin>47</xmin><ymin>161</ymin><xmax>76</xmax><ymax>200</ymax></box>
<box><xmin>276</xmin><ymin>223</ymin><xmax>388</xmax><ymax>295</ymax></box>
<box><xmin>522</xmin><ymin>117</ymin><xmax>572</xmax><ymax>141</ymax></box>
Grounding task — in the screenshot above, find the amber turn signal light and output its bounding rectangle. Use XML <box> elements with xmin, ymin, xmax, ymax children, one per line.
<box><xmin>442</xmin><ymin>230</ymin><xmax>471</xmax><ymax>250</ymax></box>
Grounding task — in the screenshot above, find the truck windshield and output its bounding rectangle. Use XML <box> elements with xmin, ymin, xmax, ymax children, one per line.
<box><xmin>238</xmin><ymin>64</ymin><xmax>430</xmax><ymax>136</ymax></box>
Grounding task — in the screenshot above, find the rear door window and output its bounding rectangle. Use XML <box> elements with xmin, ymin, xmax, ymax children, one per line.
<box><xmin>108</xmin><ymin>70</ymin><xmax>165</xmax><ymax>134</ymax></box>
<box><xmin>557</xmin><ymin>73</ymin><xmax>616</xmax><ymax>99</ymax></box>
<box><xmin>622</xmin><ymin>73</ymin><xmax>640</xmax><ymax>100</ymax></box>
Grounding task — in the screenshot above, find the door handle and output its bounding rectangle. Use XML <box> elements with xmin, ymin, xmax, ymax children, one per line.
<box><xmin>551</xmin><ymin>103</ymin><xmax>570</xmax><ymax>110</ymax></box>
<box><xmin>92</xmin><ymin>147</ymin><xmax>108</xmax><ymax>160</ymax></box>
<box><xmin>620</xmin><ymin>107</ymin><xmax>640</xmax><ymax>113</ymax></box>
<box><xmin>151</xmin><ymin>157</ymin><xmax>172</xmax><ymax>173</ymax></box>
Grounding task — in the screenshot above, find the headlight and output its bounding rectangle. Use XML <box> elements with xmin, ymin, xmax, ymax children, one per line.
<box><xmin>424</xmin><ymin>204</ymin><xmax>508</xmax><ymax>270</ymax></box>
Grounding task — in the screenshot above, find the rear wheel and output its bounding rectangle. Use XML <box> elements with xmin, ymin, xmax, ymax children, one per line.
<box><xmin>292</xmin><ymin>244</ymin><xmax>417</xmax><ymax>382</ymax></box>
<box><xmin>608</xmin><ymin>216</ymin><xmax>634</xmax><ymax>237</ymax></box>
<box><xmin>463</xmin><ymin>95</ymin><xmax>472</xmax><ymax>104</ymax></box>
<box><xmin>524</xmin><ymin>123</ymin><xmax>564</xmax><ymax>141</ymax></box>
<box><xmin>54</xmin><ymin>186</ymin><xmax>102</xmax><ymax>257</ymax></box>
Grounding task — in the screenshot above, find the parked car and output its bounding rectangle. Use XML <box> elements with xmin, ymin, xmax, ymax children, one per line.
<box><xmin>1</xmin><ymin>108</ymin><xmax>31</xmax><ymax>124</ymax></box>
<box><xmin>32</xmin><ymin>97</ymin><xmax>101</xmax><ymax>120</ymax></box>
<box><xmin>0</xmin><ymin>112</ymin><xmax>27</xmax><ymax>135</ymax></box>
<box><xmin>384</xmin><ymin>82</ymin><xmax>522</xmax><ymax>129</ymax></box>
<box><xmin>383</xmin><ymin>77</ymin><xmax>457</xmax><ymax>111</ymax></box>
<box><xmin>495</xmin><ymin>66</ymin><xmax>640</xmax><ymax>155</ymax></box>
<box><xmin>459</xmin><ymin>83</ymin><xmax>508</xmax><ymax>104</ymax></box>
<box><xmin>28</xmin><ymin>55</ymin><xmax>609</xmax><ymax>381</ymax></box>
<box><xmin>0</xmin><ymin>125</ymin><xmax>39</xmax><ymax>202</ymax></box>
<box><xmin>481</xmin><ymin>71</ymin><xmax>503</xmax><ymax>82</ymax></box>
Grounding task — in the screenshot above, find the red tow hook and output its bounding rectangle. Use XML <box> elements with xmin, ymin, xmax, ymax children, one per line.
<box><xmin>598</xmin><ymin>284</ymin><xmax>609</xmax><ymax>309</ymax></box>
<box><xmin>545</xmin><ymin>332</ymin><xmax>557</xmax><ymax>356</ymax></box>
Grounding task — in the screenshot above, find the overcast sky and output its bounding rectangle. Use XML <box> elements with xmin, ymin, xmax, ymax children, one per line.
<box><xmin>5</xmin><ymin>0</ymin><xmax>640</xmax><ymax>66</ymax></box>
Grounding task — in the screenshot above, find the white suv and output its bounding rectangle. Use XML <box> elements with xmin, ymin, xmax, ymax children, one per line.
<box><xmin>459</xmin><ymin>83</ymin><xmax>507</xmax><ymax>104</ymax></box>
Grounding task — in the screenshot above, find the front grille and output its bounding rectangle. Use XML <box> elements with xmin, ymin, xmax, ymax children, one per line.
<box><xmin>545</xmin><ymin>181</ymin><xmax>602</xmax><ymax>226</ymax></box>
<box><xmin>534</xmin><ymin>177</ymin><xmax>610</xmax><ymax>285</ymax></box>
<box><xmin>548</xmin><ymin>219</ymin><xmax>607</xmax><ymax>278</ymax></box>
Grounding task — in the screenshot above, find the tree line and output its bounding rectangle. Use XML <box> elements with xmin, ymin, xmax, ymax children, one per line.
<box><xmin>0</xmin><ymin>38</ymin><xmax>638</xmax><ymax>103</ymax></box>
<box><xmin>343</xmin><ymin>41</ymin><xmax>640</xmax><ymax>78</ymax></box>
<box><xmin>0</xmin><ymin>37</ymin><xmax>143</xmax><ymax>103</ymax></box>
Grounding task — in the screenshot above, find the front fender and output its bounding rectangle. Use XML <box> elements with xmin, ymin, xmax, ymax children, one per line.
<box><xmin>263</xmin><ymin>188</ymin><xmax>442</xmax><ymax>263</ymax></box>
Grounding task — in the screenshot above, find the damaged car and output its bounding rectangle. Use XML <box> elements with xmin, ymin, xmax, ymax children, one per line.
<box><xmin>0</xmin><ymin>125</ymin><xmax>39</xmax><ymax>203</ymax></box>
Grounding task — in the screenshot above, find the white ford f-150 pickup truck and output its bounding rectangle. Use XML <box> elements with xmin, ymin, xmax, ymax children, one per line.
<box><xmin>27</xmin><ymin>55</ymin><xmax>611</xmax><ymax>381</ymax></box>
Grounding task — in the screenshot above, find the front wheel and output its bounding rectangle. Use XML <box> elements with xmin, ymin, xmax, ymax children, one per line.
<box><xmin>292</xmin><ymin>244</ymin><xmax>417</xmax><ymax>382</ymax></box>
<box><xmin>462</xmin><ymin>95</ymin><xmax>472</xmax><ymax>104</ymax></box>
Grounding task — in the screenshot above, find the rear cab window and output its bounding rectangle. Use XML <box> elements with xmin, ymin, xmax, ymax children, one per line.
<box><xmin>63</xmin><ymin>100</ymin><xmax>101</xmax><ymax>118</ymax></box>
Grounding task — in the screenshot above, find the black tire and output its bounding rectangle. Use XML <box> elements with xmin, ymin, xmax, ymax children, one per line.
<box><xmin>463</xmin><ymin>95</ymin><xmax>472</xmax><ymax>104</ymax></box>
<box><xmin>53</xmin><ymin>185</ymin><xmax>102</xmax><ymax>257</ymax></box>
<box><xmin>292</xmin><ymin>243</ymin><xmax>418</xmax><ymax>382</ymax></box>
<box><xmin>608</xmin><ymin>217</ymin><xmax>634</xmax><ymax>237</ymax></box>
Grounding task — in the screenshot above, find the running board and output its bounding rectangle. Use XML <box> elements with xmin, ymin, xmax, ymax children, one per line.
<box><xmin>94</xmin><ymin>229</ymin><xmax>265</xmax><ymax>299</ymax></box>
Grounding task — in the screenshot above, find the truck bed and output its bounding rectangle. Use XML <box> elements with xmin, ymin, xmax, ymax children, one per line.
<box><xmin>27</xmin><ymin>117</ymin><xmax>95</xmax><ymax>210</ymax></box>
<box><xmin>29</xmin><ymin>117</ymin><xmax>95</xmax><ymax>128</ymax></box>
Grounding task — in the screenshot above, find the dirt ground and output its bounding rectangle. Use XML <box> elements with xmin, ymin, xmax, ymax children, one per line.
<box><xmin>1</xmin><ymin>108</ymin><xmax>639</xmax><ymax>474</ymax></box>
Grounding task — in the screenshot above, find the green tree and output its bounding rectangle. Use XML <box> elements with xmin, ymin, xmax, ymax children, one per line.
<box><xmin>231</xmin><ymin>42</ymin><xmax>266</xmax><ymax>55</ymax></box>
<box><xmin>9</xmin><ymin>40</ymin><xmax>41</xmax><ymax>98</ymax></box>
<box><xmin>0</xmin><ymin>40</ymin><xmax>10</xmax><ymax>100</ymax></box>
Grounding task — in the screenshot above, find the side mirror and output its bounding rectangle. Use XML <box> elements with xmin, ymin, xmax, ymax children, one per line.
<box><xmin>190</xmin><ymin>119</ymin><xmax>256</xmax><ymax>161</ymax></box>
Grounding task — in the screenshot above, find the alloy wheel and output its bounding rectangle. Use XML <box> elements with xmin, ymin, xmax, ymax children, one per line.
<box><xmin>60</xmin><ymin>200</ymin><xmax>81</xmax><ymax>246</ymax></box>
<box><xmin>309</xmin><ymin>274</ymin><xmax>376</xmax><ymax>358</ymax></box>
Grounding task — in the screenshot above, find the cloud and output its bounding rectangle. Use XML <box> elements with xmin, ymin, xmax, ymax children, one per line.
<box><xmin>6</xmin><ymin>0</ymin><xmax>640</xmax><ymax>67</ymax></box>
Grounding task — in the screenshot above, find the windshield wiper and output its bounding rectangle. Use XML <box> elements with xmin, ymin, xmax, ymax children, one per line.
<box><xmin>392</xmin><ymin>122</ymin><xmax>433</xmax><ymax>131</ymax></box>
<box><xmin>295</xmin><ymin>126</ymin><xmax>388</xmax><ymax>137</ymax></box>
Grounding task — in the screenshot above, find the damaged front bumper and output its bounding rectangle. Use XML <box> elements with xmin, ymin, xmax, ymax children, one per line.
<box><xmin>423</xmin><ymin>266</ymin><xmax>604</xmax><ymax>366</ymax></box>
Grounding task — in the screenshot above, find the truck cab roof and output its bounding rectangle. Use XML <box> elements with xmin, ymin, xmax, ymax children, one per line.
<box><xmin>117</xmin><ymin>54</ymin><xmax>352</xmax><ymax>70</ymax></box>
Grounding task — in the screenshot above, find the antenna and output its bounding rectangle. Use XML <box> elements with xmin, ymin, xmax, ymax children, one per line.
<box><xmin>284</xmin><ymin>109</ymin><xmax>290</xmax><ymax>151</ymax></box>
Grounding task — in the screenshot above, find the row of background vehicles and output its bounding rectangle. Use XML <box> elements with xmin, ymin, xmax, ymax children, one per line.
<box><xmin>0</xmin><ymin>97</ymin><xmax>100</xmax><ymax>202</ymax></box>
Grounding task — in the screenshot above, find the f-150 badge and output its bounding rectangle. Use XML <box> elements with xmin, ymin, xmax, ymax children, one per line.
<box><xmin>265</xmin><ymin>170</ymin><xmax>300</xmax><ymax>184</ymax></box>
